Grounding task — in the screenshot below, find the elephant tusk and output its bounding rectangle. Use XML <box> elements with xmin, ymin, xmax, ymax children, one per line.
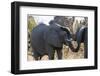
<box><xmin>66</xmin><ymin>38</ymin><xmax>73</xmax><ymax>42</ymax></box>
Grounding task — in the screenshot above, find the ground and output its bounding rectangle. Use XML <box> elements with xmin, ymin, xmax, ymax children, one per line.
<box><xmin>27</xmin><ymin>42</ymin><xmax>84</xmax><ymax>61</ymax></box>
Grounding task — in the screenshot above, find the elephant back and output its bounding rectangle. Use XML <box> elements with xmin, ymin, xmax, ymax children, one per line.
<box><xmin>31</xmin><ymin>23</ymin><xmax>48</xmax><ymax>51</ymax></box>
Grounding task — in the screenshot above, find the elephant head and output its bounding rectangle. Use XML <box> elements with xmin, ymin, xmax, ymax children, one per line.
<box><xmin>75</xmin><ymin>26</ymin><xmax>88</xmax><ymax>51</ymax></box>
<box><xmin>74</xmin><ymin>26</ymin><xmax>88</xmax><ymax>53</ymax></box>
<box><xmin>48</xmin><ymin>21</ymin><xmax>76</xmax><ymax>52</ymax></box>
<box><xmin>53</xmin><ymin>22</ymin><xmax>88</xmax><ymax>53</ymax></box>
<box><xmin>49</xmin><ymin>17</ymin><xmax>88</xmax><ymax>53</ymax></box>
<box><xmin>59</xmin><ymin>25</ymin><xmax>76</xmax><ymax>52</ymax></box>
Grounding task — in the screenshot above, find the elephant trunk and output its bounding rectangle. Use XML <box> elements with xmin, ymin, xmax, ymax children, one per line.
<box><xmin>65</xmin><ymin>39</ymin><xmax>76</xmax><ymax>52</ymax></box>
<box><xmin>65</xmin><ymin>39</ymin><xmax>80</xmax><ymax>52</ymax></box>
<box><xmin>69</xmin><ymin>41</ymin><xmax>79</xmax><ymax>52</ymax></box>
<box><xmin>74</xmin><ymin>41</ymin><xmax>80</xmax><ymax>52</ymax></box>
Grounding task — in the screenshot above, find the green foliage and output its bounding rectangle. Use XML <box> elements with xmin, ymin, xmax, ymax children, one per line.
<box><xmin>28</xmin><ymin>16</ymin><xmax>37</xmax><ymax>32</ymax></box>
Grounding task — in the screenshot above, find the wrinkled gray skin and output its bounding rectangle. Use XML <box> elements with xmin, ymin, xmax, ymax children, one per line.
<box><xmin>74</xmin><ymin>26</ymin><xmax>88</xmax><ymax>58</ymax></box>
<box><xmin>31</xmin><ymin>22</ymin><xmax>75</xmax><ymax>60</ymax></box>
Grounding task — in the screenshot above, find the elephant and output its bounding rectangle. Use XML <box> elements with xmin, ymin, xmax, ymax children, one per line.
<box><xmin>74</xmin><ymin>26</ymin><xmax>88</xmax><ymax>58</ymax></box>
<box><xmin>52</xmin><ymin>16</ymin><xmax>88</xmax><ymax>58</ymax></box>
<box><xmin>31</xmin><ymin>21</ymin><xmax>75</xmax><ymax>60</ymax></box>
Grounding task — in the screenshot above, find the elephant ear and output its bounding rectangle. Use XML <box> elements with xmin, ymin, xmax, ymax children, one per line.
<box><xmin>76</xmin><ymin>26</ymin><xmax>87</xmax><ymax>42</ymax></box>
<box><xmin>45</xmin><ymin>28</ymin><xmax>62</xmax><ymax>48</ymax></box>
<box><xmin>60</xmin><ymin>26</ymin><xmax>72</xmax><ymax>39</ymax></box>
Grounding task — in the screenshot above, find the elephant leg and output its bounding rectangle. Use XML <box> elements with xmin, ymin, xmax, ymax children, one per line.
<box><xmin>32</xmin><ymin>50</ymin><xmax>39</xmax><ymax>60</ymax></box>
<box><xmin>33</xmin><ymin>55</ymin><xmax>38</xmax><ymax>60</ymax></box>
<box><xmin>49</xmin><ymin>50</ymin><xmax>55</xmax><ymax>60</ymax></box>
<box><xmin>84</xmin><ymin>41</ymin><xmax>88</xmax><ymax>58</ymax></box>
<box><xmin>56</xmin><ymin>49</ymin><xmax>62</xmax><ymax>59</ymax></box>
<box><xmin>46</xmin><ymin>45</ymin><xmax>55</xmax><ymax>60</ymax></box>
